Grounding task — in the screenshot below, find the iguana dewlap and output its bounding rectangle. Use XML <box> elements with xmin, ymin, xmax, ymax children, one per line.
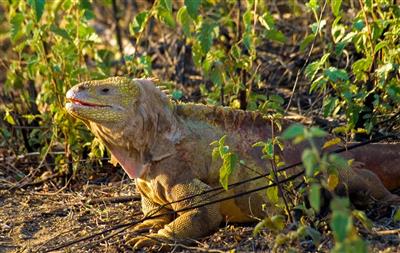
<box><xmin>65</xmin><ymin>77</ymin><xmax>400</xmax><ymax>248</ymax></box>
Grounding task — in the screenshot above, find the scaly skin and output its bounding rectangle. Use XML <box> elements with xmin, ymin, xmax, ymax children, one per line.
<box><xmin>65</xmin><ymin>77</ymin><xmax>400</xmax><ymax>248</ymax></box>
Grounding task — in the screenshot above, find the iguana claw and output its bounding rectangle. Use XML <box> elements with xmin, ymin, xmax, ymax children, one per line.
<box><xmin>127</xmin><ymin>233</ymin><xmax>169</xmax><ymax>249</ymax></box>
<box><xmin>132</xmin><ymin>218</ymin><xmax>167</xmax><ymax>232</ymax></box>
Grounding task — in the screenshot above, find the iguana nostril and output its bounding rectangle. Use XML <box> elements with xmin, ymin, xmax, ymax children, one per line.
<box><xmin>78</xmin><ymin>85</ymin><xmax>86</xmax><ymax>91</ymax></box>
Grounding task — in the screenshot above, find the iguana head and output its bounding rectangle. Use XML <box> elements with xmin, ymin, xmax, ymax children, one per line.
<box><xmin>65</xmin><ymin>77</ymin><xmax>178</xmax><ymax>179</ymax></box>
<box><xmin>65</xmin><ymin>77</ymin><xmax>139</xmax><ymax>126</ymax></box>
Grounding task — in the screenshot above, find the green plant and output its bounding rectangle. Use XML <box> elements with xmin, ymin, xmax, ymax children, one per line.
<box><xmin>282</xmin><ymin>123</ymin><xmax>369</xmax><ymax>252</ymax></box>
<box><xmin>303</xmin><ymin>0</ymin><xmax>400</xmax><ymax>138</ymax></box>
<box><xmin>3</xmin><ymin>0</ymin><xmax>117</xmax><ymax>174</ymax></box>
<box><xmin>130</xmin><ymin>0</ymin><xmax>287</xmax><ymax>112</ymax></box>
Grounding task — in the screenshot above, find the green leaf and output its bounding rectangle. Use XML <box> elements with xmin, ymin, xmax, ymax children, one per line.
<box><xmin>309</xmin><ymin>184</ymin><xmax>321</xmax><ymax>212</ymax></box>
<box><xmin>335</xmin><ymin>42</ymin><xmax>346</xmax><ymax>55</ymax></box>
<box><xmin>340</xmin><ymin>31</ymin><xmax>357</xmax><ymax>44</ymax></box>
<box><xmin>352</xmin><ymin>58</ymin><xmax>372</xmax><ymax>81</ymax></box>
<box><xmin>300</xmin><ymin>34</ymin><xmax>315</xmax><ymax>51</ymax></box>
<box><xmin>159</xmin><ymin>0</ymin><xmax>172</xmax><ymax>11</ymax></box>
<box><xmin>156</xmin><ymin>8</ymin><xmax>176</xmax><ymax>28</ymax></box>
<box><xmin>177</xmin><ymin>7</ymin><xmax>192</xmax><ymax>36</ymax></box>
<box><xmin>10</xmin><ymin>13</ymin><xmax>24</xmax><ymax>42</ymax></box>
<box><xmin>282</xmin><ymin>124</ymin><xmax>305</xmax><ymax>140</ymax></box>
<box><xmin>210</xmin><ymin>67</ymin><xmax>223</xmax><ymax>86</ymax></box>
<box><xmin>324</xmin><ymin>67</ymin><xmax>349</xmax><ymax>82</ymax></box>
<box><xmin>323</xmin><ymin>96</ymin><xmax>338</xmax><ymax>117</ymax></box>
<box><xmin>331</xmin><ymin>0</ymin><xmax>342</xmax><ymax>16</ymax></box>
<box><xmin>310</xmin><ymin>19</ymin><xmax>326</xmax><ymax>34</ymax></box>
<box><xmin>156</xmin><ymin>0</ymin><xmax>175</xmax><ymax>27</ymax></box>
<box><xmin>271</xmin><ymin>215</ymin><xmax>286</xmax><ymax>230</ymax></box>
<box><xmin>302</xmin><ymin>149</ymin><xmax>318</xmax><ymax>176</ymax></box>
<box><xmin>353</xmin><ymin>19</ymin><xmax>365</xmax><ymax>31</ymax></box>
<box><xmin>129</xmin><ymin>11</ymin><xmax>149</xmax><ymax>35</ymax></box>
<box><xmin>327</xmin><ymin>173</ymin><xmax>339</xmax><ymax>191</ymax></box>
<box><xmin>28</xmin><ymin>0</ymin><xmax>45</xmax><ymax>22</ymax></box>
<box><xmin>347</xmin><ymin>105</ymin><xmax>359</xmax><ymax>129</ymax></box>
<box><xmin>266</xmin><ymin>185</ymin><xmax>279</xmax><ymax>204</ymax></box>
<box><xmin>198</xmin><ymin>21</ymin><xmax>215</xmax><ymax>54</ymax></box>
<box><xmin>192</xmin><ymin>42</ymin><xmax>202</xmax><ymax>67</ymax></box>
<box><xmin>185</xmin><ymin>0</ymin><xmax>201</xmax><ymax>19</ymax></box>
<box><xmin>243</xmin><ymin>31</ymin><xmax>253</xmax><ymax>50</ymax></box>
<box><xmin>331</xmin><ymin>211</ymin><xmax>351</xmax><ymax>242</ymax></box>
<box><xmin>230</xmin><ymin>43</ymin><xmax>241</xmax><ymax>60</ymax></box>
<box><xmin>269</xmin><ymin>95</ymin><xmax>284</xmax><ymax>105</ymax></box>
<box><xmin>309</xmin><ymin>75</ymin><xmax>327</xmax><ymax>93</ymax></box>
<box><xmin>212</xmin><ymin>147</ymin><xmax>219</xmax><ymax>161</ymax></box>
<box><xmin>50</xmin><ymin>25</ymin><xmax>71</xmax><ymax>40</ymax></box>
<box><xmin>352</xmin><ymin>210</ymin><xmax>372</xmax><ymax>230</ymax></box>
<box><xmin>331</xmin><ymin>17</ymin><xmax>345</xmax><ymax>43</ymax></box>
<box><xmin>79</xmin><ymin>0</ymin><xmax>94</xmax><ymax>20</ymax></box>
<box><xmin>329</xmin><ymin>154</ymin><xmax>349</xmax><ymax>169</ymax></box>
<box><xmin>260</xmin><ymin>11</ymin><xmax>287</xmax><ymax>43</ymax></box>
<box><xmin>365</xmin><ymin>0</ymin><xmax>372</xmax><ymax>8</ymax></box>
<box><xmin>253</xmin><ymin>215</ymin><xmax>286</xmax><ymax>235</ymax></box>
<box><xmin>309</xmin><ymin>127</ymin><xmax>327</xmax><ymax>138</ymax></box>
<box><xmin>306</xmin><ymin>0</ymin><xmax>319</xmax><ymax>12</ymax></box>
<box><xmin>172</xmin><ymin>90</ymin><xmax>183</xmax><ymax>100</ymax></box>
<box><xmin>305</xmin><ymin>61</ymin><xmax>320</xmax><ymax>81</ymax></box>
<box><xmin>330</xmin><ymin>196</ymin><xmax>350</xmax><ymax>211</ymax></box>
<box><xmin>83</xmin><ymin>9</ymin><xmax>95</xmax><ymax>20</ymax></box>
<box><xmin>219</xmin><ymin>153</ymin><xmax>238</xmax><ymax>190</ymax></box>
<box><xmin>253</xmin><ymin>219</ymin><xmax>267</xmax><ymax>235</ymax></box>
<box><xmin>305</xmin><ymin>227</ymin><xmax>321</xmax><ymax>245</ymax></box>
<box><xmin>376</xmin><ymin>63</ymin><xmax>394</xmax><ymax>81</ymax></box>
<box><xmin>243</xmin><ymin>10</ymin><xmax>252</xmax><ymax>27</ymax></box>
<box><xmin>374</xmin><ymin>41</ymin><xmax>388</xmax><ymax>53</ymax></box>
<box><xmin>259</xmin><ymin>12</ymin><xmax>275</xmax><ymax>30</ymax></box>
<box><xmin>219</xmin><ymin>145</ymin><xmax>229</xmax><ymax>157</ymax></box>
<box><xmin>265</xmin><ymin>30</ymin><xmax>287</xmax><ymax>43</ymax></box>
<box><xmin>305</xmin><ymin>53</ymin><xmax>330</xmax><ymax>81</ymax></box>
<box><xmin>394</xmin><ymin>209</ymin><xmax>400</xmax><ymax>222</ymax></box>
<box><xmin>323</xmin><ymin>137</ymin><xmax>341</xmax><ymax>149</ymax></box>
<box><xmin>79</xmin><ymin>0</ymin><xmax>91</xmax><ymax>9</ymax></box>
<box><xmin>4</xmin><ymin>110</ymin><xmax>16</xmax><ymax>125</ymax></box>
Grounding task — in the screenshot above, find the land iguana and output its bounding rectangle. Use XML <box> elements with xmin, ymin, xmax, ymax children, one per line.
<box><xmin>65</xmin><ymin>77</ymin><xmax>400</xmax><ymax>248</ymax></box>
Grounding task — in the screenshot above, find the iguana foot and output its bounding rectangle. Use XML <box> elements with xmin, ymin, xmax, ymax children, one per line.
<box><xmin>132</xmin><ymin>218</ymin><xmax>168</xmax><ymax>233</ymax></box>
<box><xmin>126</xmin><ymin>233</ymin><xmax>170</xmax><ymax>250</ymax></box>
<box><xmin>380</xmin><ymin>193</ymin><xmax>400</xmax><ymax>205</ymax></box>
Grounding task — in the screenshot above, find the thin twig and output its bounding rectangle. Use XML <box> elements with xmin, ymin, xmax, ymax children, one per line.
<box><xmin>269</xmin><ymin>118</ymin><xmax>293</xmax><ymax>222</ymax></box>
<box><xmin>85</xmin><ymin>195</ymin><xmax>141</xmax><ymax>205</ymax></box>
<box><xmin>374</xmin><ymin>228</ymin><xmax>400</xmax><ymax>235</ymax></box>
<box><xmin>285</xmin><ymin>0</ymin><xmax>328</xmax><ymax>113</ymax></box>
<box><xmin>111</xmin><ymin>0</ymin><xmax>125</xmax><ymax>66</ymax></box>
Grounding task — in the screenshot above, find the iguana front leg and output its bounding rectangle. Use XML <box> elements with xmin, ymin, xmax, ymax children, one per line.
<box><xmin>132</xmin><ymin>194</ymin><xmax>172</xmax><ymax>232</ymax></box>
<box><xmin>129</xmin><ymin>179</ymin><xmax>223</xmax><ymax>249</ymax></box>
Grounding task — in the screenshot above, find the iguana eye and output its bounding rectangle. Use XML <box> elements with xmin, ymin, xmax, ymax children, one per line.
<box><xmin>101</xmin><ymin>88</ymin><xmax>110</xmax><ymax>94</ymax></box>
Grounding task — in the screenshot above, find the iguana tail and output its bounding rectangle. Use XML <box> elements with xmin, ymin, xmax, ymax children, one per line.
<box><xmin>347</xmin><ymin>142</ymin><xmax>400</xmax><ymax>191</ymax></box>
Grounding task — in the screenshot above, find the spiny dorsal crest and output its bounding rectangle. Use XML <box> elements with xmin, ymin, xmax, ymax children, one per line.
<box><xmin>150</xmin><ymin>78</ymin><xmax>174</xmax><ymax>98</ymax></box>
<box><xmin>175</xmin><ymin>103</ymin><xmax>269</xmax><ymax>131</ymax></box>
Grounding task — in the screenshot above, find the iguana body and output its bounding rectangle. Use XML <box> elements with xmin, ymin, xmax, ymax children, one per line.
<box><xmin>65</xmin><ymin>77</ymin><xmax>400</xmax><ymax>248</ymax></box>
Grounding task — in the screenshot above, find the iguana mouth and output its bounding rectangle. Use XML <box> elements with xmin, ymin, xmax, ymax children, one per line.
<box><xmin>68</xmin><ymin>98</ymin><xmax>110</xmax><ymax>108</ymax></box>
